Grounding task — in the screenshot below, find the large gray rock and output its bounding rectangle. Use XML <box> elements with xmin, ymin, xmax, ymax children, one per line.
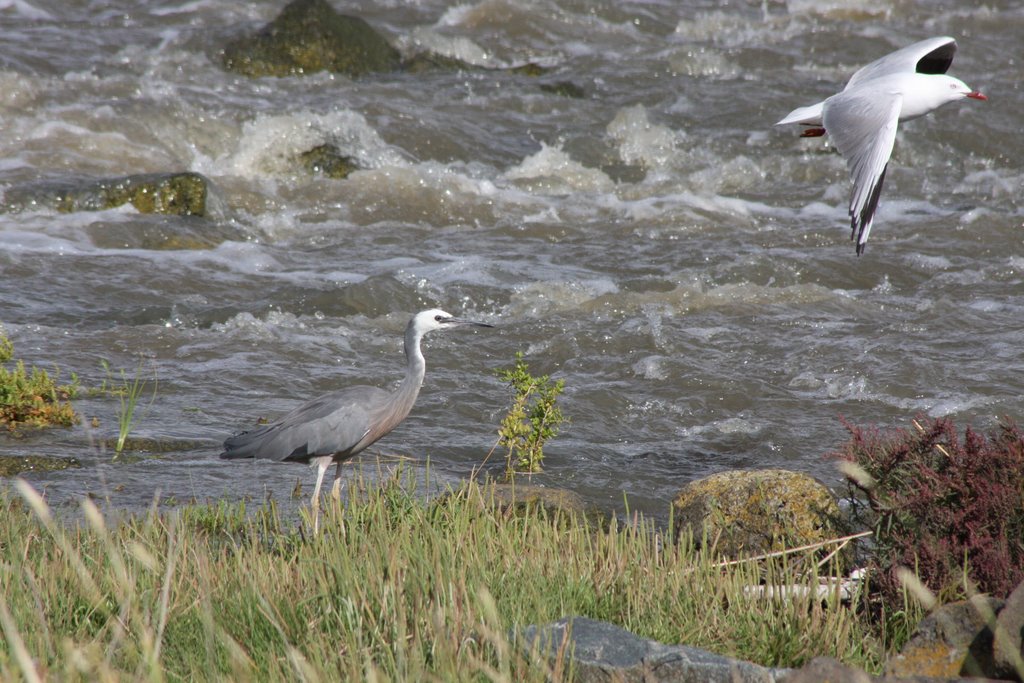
<box><xmin>993</xmin><ymin>580</ymin><xmax>1024</xmax><ymax>680</ymax></box>
<box><xmin>885</xmin><ymin>596</ymin><xmax>1004</xmax><ymax>679</ymax></box>
<box><xmin>782</xmin><ymin>656</ymin><xmax>1001</xmax><ymax>682</ymax></box>
<box><xmin>519</xmin><ymin>617</ymin><xmax>789</xmax><ymax>682</ymax></box>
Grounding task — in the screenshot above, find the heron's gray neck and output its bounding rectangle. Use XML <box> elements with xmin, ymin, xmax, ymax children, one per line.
<box><xmin>397</xmin><ymin>323</ymin><xmax>427</xmax><ymax>400</ymax></box>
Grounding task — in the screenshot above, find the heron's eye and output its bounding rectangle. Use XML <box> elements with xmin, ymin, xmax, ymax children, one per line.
<box><xmin>434</xmin><ymin>315</ymin><xmax>444</xmax><ymax>322</ymax></box>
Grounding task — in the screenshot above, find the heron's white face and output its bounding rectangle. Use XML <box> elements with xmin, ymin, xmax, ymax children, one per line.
<box><xmin>415</xmin><ymin>308</ymin><xmax>458</xmax><ymax>333</ymax></box>
<box><xmin>411</xmin><ymin>308</ymin><xmax>493</xmax><ymax>336</ymax></box>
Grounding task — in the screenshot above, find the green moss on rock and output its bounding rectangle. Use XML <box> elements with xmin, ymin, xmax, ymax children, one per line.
<box><xmin>0</xmin><ymin>455</ymin><xmax>81</xmax><ymax>477</ymax></box>
<box><xmin>3</xmin><ymin>172</ymin><xmax>209</xmax><ymax>217</ymax></box>
<box><xmin>672</xmin><ymin>468</ymin><xmax>840</xmax><ymax>558</ymax></box>
<box><xmin>298</xmin><ymin>144</ymin><xmax>360</xmax><ymax>178</ymax></box>
<box><xmin>222</xmin><ymin>0</ymin><xmax>401</xmax><ymax>78</ymax></box>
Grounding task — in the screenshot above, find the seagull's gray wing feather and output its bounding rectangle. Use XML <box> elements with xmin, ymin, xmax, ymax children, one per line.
<box><xmin>823</xmin><ymin>89</ymin><xmax>902</xmax><ymax>254</ymax></box>
<box><xmin>846</xmin><ymin>37</ymin><xmax>956</xmax><ymax>90</ymax></box>
<box><xmin>220</xmin><ymin>385</ymin><xmax>391</xmax><ymax>463</ymax></box>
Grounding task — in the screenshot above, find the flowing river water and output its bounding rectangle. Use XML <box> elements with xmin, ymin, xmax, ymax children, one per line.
<box><xmin>1</xmin><ymin>0</ymin><xmax>1022</xmax><ymax>519</ymax></box>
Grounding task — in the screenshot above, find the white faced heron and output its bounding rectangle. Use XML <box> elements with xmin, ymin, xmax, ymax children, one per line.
<box><xmin>220</xmin><ymin>308</ymin><xmax>492</xmax><ymax>530</ymax></box>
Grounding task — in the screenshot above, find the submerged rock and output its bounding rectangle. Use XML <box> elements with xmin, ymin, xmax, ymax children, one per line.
<box><xmin>222</xmin><ymin>0</ymin><xmax>401</xmax><ymax>78</ymax></box>
<box><xmin>0</xmin><ymin>455</ymin><xmax>80</xmax><ymax>477</ymax></box>
<box><xmin>672</xmin><ymin>468</ymin><xmax>840</xmax><ymax>558</ymax></box>
<box><xmin>3</xmin><ymin>172</ymin><xmax>209</xmax><ymax>217</ymax></box>
<box><xmin>298</xmin><ymin>144</ymin><xmax>360</xmax><ymax>179</ymax></box>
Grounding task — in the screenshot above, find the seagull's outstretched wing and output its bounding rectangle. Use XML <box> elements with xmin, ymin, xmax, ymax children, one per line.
<box><xmin>823</xmin><ymin>89</ymin><xmax>902</xmax><ymax>254</ymax></box>
<box><xmin>845</xmin><ymin>36</ymin><xmax>956</xmax><ymax>90</ymax></box>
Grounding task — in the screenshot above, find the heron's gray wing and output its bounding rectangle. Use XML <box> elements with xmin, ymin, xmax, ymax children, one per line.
<box><xmin>822</xmin><ymin>89</ymin><xmax>902</xmax><ymax>254</ymax></box>
<box><xmin>221</xmin><ymin>385</ymin><xmax>391</xmax><ymax>463</ymax></box>
<box><xmin>845</xmin><ymin>37</ymin><xmax>956</xmax><ymax>90</ymax></box>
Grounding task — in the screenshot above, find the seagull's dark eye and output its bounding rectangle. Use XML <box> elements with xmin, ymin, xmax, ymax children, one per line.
<box><xmin>434</xmin><ymin>315</ymin><xmax>445</xmax><ymax>322</ymax></box>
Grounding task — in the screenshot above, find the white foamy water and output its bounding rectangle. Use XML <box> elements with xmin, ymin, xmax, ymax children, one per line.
<box><xmin>1</xmin><ymin>0</ymin><xmax>1022</xmax><ymax>518</ymax></box>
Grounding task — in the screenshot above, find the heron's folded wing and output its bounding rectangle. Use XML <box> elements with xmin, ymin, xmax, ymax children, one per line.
<box><xmin>222</xmin><ymin>386</ymin><xmax>387</xmax><ymax>462</ymax></box>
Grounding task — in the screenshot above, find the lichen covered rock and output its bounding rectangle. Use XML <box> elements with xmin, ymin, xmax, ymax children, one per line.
<box><xmin>3</xmin><ymin>172</ymin><xmax>209</xmax><ymax>217</ymax></box>
<box><xmin>298</xmin><ymin>144</ymin><xmax>360</xmax><ymax>179</ymax></box>
<box><xmin>672</xmin><ymin>468</ymin><xmax>840</xmax><ymax>557</ymax></box>
<box><xmin>0</xmin><ymin>455</ymin><xmax>80</xmax><ymax>477</ymax></box>
<box><xmin>222</xmin><ymin>0</ymin><xmax>401</xmax><ymax>78</ymax></box>
<box><xmin>885</xmin><ymin>595</ymin><xmax>1004</xmax><ymax>679</ymax></box>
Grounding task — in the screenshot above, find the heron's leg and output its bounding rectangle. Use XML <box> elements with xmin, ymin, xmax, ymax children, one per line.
<box><xmin>310</xmin><ymin>460</ymin><xmax>329</xmax><ymax>533</ymax></box>
<box><xmin>330</xmin><ymin>460</ymin><xmax>345</xmax><ymax>500</ymax></box>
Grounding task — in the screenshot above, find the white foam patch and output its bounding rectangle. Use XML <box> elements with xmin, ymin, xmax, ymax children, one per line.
<box><xmin>397</xmin><ymin>27</ymin><xmax>500</xmax><ymax>67</ymax></box>
<box><xmin>0</xmin><ymin>70</ymin><xmax>38</xmax><ymax>110</ymax></box>
<box><xmin>606</xmin><ymin>105</ymin><xmax>680</xmax><ymax>171</ymax></box>
<box><xmin>667</xmin><ymin>46</ymin><xmax>740</xmax><ymax>79</ymax></box>
<box><xmin>223</xmin><ymin>110</ymin><xmax>407</xmax><ymax>179</ymax></box>
<box><xmin>0</xmin><ymin>0</ymin><xmax>53</xmax><ymax>20</ymax></box>
<box><xmin>506</xmin><ymin>277</ymin><xmax>619</xmax><ymax>317</ymax></box>
<box><xmin>504</xmin><ymin>142</ymin><xmax>614</xmax><ymax>194</ymax></box>
<box><xmin>679</xmin><ymin>416</ymin><xmax>765</xmax><ymax>437</ymax></box>
<box><xmin>632</xmin><ymin>356</ymin><xmax>669</xmax><ymax>381</ymax></box>
<box><xmin>784</xmin><ymin>0</ymin><xmax>893</xmax><ymax>19</ymax></box>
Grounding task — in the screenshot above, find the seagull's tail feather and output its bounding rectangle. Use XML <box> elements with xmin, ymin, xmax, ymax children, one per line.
<box><xmin>776</xmin><ymin>101</ymin><xmax>825</xmax><ymax>127</ymax></box>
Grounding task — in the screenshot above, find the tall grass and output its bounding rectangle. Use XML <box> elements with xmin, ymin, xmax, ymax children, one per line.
<box><xmin>0</xmin><ymin>469</ymin><xmax>886</xmax><ymax>680</ymax></box>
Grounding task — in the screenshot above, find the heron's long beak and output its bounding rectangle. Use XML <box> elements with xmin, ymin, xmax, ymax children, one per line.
<box><xmin>966</xmin><ymin>91</ymin><xmax>987</xmax><ymax>101</ymax></box>
<box><xmin>447</xmin><ymin>317</ymin><xmax>494</xmax><ymax>328</ymax></box>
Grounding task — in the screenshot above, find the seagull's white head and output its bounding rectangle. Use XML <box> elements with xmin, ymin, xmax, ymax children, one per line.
<box><xmin>901</xmin><ymin>74</ymin><xmax>986</xmax><ymax>120</ymax></box>
<box><xmin>943</xmin><ymin>75</ymin><xmax>987</xmax><ymax>102</ymax></box>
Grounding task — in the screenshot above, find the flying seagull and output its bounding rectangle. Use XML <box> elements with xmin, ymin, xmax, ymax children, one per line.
<box><xmin>776</xmin><ymin>36</ymin><xmax>986</xmax><ymax>255</ymax></box>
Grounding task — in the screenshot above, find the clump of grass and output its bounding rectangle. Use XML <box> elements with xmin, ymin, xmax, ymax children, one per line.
<box><xmin>495</xmin><ymin>352</ymin><xmax>566</xmax><ymax>475</ymax></box>
<box><xmin>97</xmin><ymin>359</ymin><xmax>158</xmax><ymax>455</ymax></box>
<box><xmin>0</xmin><ymin>329</ymin><xmax>79</xmax><ymax>429</ymax></box>
<box><xmin>833</xmin><ymin>416</ymin><xmax>1024</xmax><ymax>606</ymax></box>
<box><xmin>0</xmin><ymin>469</ymin><xmax>886</xmax><ymax>679</ymax></box>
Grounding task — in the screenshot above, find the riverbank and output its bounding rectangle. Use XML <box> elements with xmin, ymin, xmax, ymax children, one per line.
<box><xmin>0</xmin><ymin>469</ymin><xmax>886</xmax><ymax>680</ymax></box>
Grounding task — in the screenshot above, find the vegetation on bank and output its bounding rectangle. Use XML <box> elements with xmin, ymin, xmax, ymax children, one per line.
<box><xmin>495</xmin><ymin>352</ymin><xmax>566</xmax><ymax>475</ymax></box>
<box><xmin>0</xmin><ymin>329</ymin><xmax>79</xmax><ymax>430</ymax></box>
<box><xmin>835</xmin><ymin>416</ymin><xmax>1024</xmax><ymax>606</ymax></box>
<box><xmin>0</xmin><ymin>472</ymin><xmax>884</xmax><ymax>681</ymax></box>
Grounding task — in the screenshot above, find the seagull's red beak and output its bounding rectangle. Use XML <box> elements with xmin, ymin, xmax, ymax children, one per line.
<box><xmin>966</xmin><ymin>91</ymin><xmax>987</xmax><ymax>101</ymax></box>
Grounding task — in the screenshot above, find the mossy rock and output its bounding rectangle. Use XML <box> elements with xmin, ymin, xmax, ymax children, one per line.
<box><xmin>400</xmin><ymin>51</ymin><xmax>477</xmax><ymax>74</ymax></box>
<box><xmin>509</xmin><ymin>63</ymin><xmax>550</xmax><ymax>77</ymax></box>
<box><xmin>99</xmin><ymin>436</ymin><xmax>211</xmax><ymax>454</ymax></box>
<box><xmin>0</xmin><ymin>455</ymin><xmax>81</xmax><ymax>477</ymax></box>
<box><xmin>3</xmin><ymin>172</ymin><xmax>209</xmax><ymax>217</ymax></box>
<box><xmin>539</xmin><ymin>81</ymin><xmax>585</xmax><ymax>98</ymax></box>
<box><xmin>672</xmin><ymin>468</ymin><xmax>841</xmax><ymax>559</ymax></box>
<box><xmin>298</xmin><ymin>144</ymin><xmax>360</xmax><ymax>179</ymax></box>
<box><xmin>222</xmin><ymin>0</ymin><xmax>401</xmax><ymax>78</ymax></box>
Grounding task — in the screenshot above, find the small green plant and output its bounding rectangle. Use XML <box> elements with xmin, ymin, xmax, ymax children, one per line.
<box><xmin>495</xmin><ymin>352</ymin><xmax>566</xmax><ymax>475</ymax></box>
<box><xmin>101</xmin><ymin>359</ymin><xmax>158</xmax><ymax>455</ymax></box>
<box><xmin>0</xmin><ymin>329</ymin><xmax>79</xmax><ymax>429</ymax></box>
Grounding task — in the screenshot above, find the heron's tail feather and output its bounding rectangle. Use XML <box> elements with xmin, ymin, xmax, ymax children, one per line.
<box><xmin>220</xmin><ymin>425</ymin><xmax>276</xmax><ymax>459</ymax></box>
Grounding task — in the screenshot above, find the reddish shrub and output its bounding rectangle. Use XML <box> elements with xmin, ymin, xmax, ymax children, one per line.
<box><xmin>833</xmin><ymin>416</ymin><xmax>1024</xmax><ymax>603</ymax></box>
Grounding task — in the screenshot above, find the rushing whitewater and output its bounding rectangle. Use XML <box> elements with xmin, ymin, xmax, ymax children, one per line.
<box><xmin>0</xmin><ymin>0</ymin><xmax>1021</xmax><ymax>519</ymax></box>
